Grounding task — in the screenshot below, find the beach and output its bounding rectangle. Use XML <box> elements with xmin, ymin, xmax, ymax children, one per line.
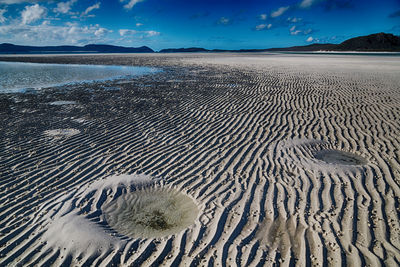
<box><xmin>0</xmin><ymin>53</ymin><xmax>400</xmax><ymax>266</ymax></box>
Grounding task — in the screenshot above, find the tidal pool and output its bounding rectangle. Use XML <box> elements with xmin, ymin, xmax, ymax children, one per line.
<box><xmin>0</xmin><ymin>61</ymin><xmax>159</xmax><ymax>93</ymax></box>
<box><xmin>103</xmin><ymin>189</ymin><xmax>198</xmax><ymax>238</ymax></box>
<box><xmin>314</xmin><ymin>149</ymin><xmax>367</xmax><ymax>166</ymax></box>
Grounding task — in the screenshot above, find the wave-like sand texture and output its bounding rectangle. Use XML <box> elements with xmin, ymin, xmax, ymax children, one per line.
<box><xmin>0</xmin><ymin>53</ymin><xmax>400</xmax><ymax>266</ymax></box>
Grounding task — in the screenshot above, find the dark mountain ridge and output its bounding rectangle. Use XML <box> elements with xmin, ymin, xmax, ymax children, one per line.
<box><xmin>159</xmin><ymin>33</ymin><xmax>400</xmax><ymax>53</ymax></box>
<box><xmin>271</xmin><ymin>33</ymin><xmax>400</xmax><ymax>52</ymax></box>
<box><xmin>0</xmin><ymin>43</ymin><xmax>154</xmax><ymax>53</ymax></box>
<box><xmin>1</xmin><ymin>33</ymin><xmax>399</xmax><ymax>54</ymax></box>
<box><xmin>334</xmin><ymin>32</ymin><xmax>400</xmax><ymax>51</ymax></box>
<box><xmin>159</xmin><ymin>47</ymin><xmax>209</xmax><ymax>53</ymax></box>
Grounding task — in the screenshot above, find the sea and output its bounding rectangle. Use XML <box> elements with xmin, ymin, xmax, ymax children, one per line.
<box><xmin>0</xmin><ymin>61</ymin><xmax>158</xmax><ymax>93</ymax></box>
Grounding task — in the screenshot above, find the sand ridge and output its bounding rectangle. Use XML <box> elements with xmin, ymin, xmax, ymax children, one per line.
<box><xmin>0</xmin><ymin>53</ymin><xmax>399</xmax><ymax>266</ymax></box>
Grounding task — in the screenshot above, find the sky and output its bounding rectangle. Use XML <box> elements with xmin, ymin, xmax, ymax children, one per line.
<box><xmin>0</xmin><ymin>0</ymin><xmax>399</xmax><ymax>50</ymax></box>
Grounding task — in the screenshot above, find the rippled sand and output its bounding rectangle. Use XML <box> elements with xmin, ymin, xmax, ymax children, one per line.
<box><xmin>0</xmin><ymin>53</ymin><xmax>399</xmax><ymax>266</ymax></box>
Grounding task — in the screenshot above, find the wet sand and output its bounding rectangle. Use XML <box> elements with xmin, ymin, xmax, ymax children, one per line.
<box><xmin>0</xmin><ymin>53</ymin><xmax>400</xmax><ymax>266</ymax></box>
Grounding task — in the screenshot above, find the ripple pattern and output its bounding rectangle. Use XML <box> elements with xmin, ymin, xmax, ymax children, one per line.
<box><xmin>0</xmin><ymin>54</ymin><xmax>399</xmax><ymax>266</ymax></box>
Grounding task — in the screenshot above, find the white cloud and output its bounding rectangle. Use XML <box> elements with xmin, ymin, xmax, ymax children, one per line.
<box><xmin>21</xmin><ymin>4</ymin><xmax>46</xmax><ymax>25</ymax></box>
<box><xmin>289</xmin><ymin>25</ymin><xmax>301</xmax><ymax>35</ymax></box>
<box><xmin>0</xmin><ymin>22</ymin><xmax>112</xmax><ymax>45</ymax></box>
<box><xmin>306</xmin><ymin>36</ymin><xmax>314</xmax><ymax>42</ymax></box>
<box><xmin>119</xmin><ymin>29</ymin><xmax>135</xmax><ymax>36</ymax></box>
<box><xmin>218</xmin><ymin>17</ymin><xmax>230</xmax><ymax>25</ymax></box>
<box><xmin>94</xmin><ymin>27</ymin><xmax>111</xmax><ymax>37</ymax></box>
<box><xmin>136</xmin><ymin>22</ymin><xmax>143</xmax><ymax>27</ymax></box>
<box><xmin>259</xmin><ymin>14</ymin><xmax>267</xmax><ymax>20</ymax></box>
<box><xmin>290</xmin><ymin>25</ymin><xmax>313</xmax><ymax>35</ymax></box>
<box><xmin>255</xmin><ymin>23</ymin><xmax>272</xmax><ymax>31</ymax></box>
<box><xmin>145</xmin><ymin>30</ymin><xmax>159</xmax><ymax>37</ymax></box>
<box><xmin>304</xmin><ymin>28</ymin><xmax>312</xmax><ymax>34</ymax></box>
<box><xmin>120</xmin><ymin>0</ymin><xmax>144</xmax><ymax>10</ymax></box>
<box><xmin>287</xmin><ymin>17</ymin><xmax>301</xmax><ymax>23</ymax></box>
<box><xmin>83</xmin><ymin>2</ymin><xmax>100</xmax><ymax>15</ymax></box>
<box><xmin>270</xmin><ymin>6</ymin><xmax>289</xmax><ymax>18</ymax></box>
<box><xmin>0</xmin><ymin>8</ymin><xmax>7</xmax><ymax>23</ymax></box>
<box><xmin>54</xmin><ymin>0</ymin><xmax>77</xmax><ymax>14</ymax></box>
<box><xmin>255</xmin><ymin>24</ymin><xmax>265</xmax><ymax>30</ymax></box>
<box><xmin>299</xmin><ymin>0</ymin><xmax>319</xmax><ymax>8</ymax></box>
<box><xmin>119</xmin><ymin>28</ymin><xmax>159</xmax><ymax>38</ymax></box>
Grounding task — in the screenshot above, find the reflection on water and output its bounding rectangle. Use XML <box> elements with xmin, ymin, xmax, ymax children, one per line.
<box><xmin>0</xmin><ymin>61</ymin><xmax>159</xmax><ymax>93</ymax></box>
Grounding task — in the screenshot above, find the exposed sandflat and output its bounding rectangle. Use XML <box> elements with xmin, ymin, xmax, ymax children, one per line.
<box><xmin>0</xmin><ymin>53</ymin><xmax>400</xmax><ymax>266</ymax></box>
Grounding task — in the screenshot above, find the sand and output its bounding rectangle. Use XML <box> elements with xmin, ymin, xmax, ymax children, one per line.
<box><xmin>44</xmin><ymin>128</ymin><xmax>81</xmax><ymax>138</ymax></box>
<box><xmin>0</xmin><ymin>53</ymin><xmax>400</xmax><ymax>266</ymax></box>
<box><xmin>49</xmin><ymin>101</ymin><xmax>78</xmax><ymax>106</ymax></box>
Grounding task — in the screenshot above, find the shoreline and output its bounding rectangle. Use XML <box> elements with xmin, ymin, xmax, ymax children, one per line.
<box><xmin>0</xmin><ymin>50</ymin><xmax>400</xmax><ymax>58</ymax></box>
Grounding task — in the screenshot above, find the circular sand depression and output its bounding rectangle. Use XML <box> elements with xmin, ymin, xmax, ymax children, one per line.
<box><xmin>314</xmin><ymin>149</ymin><xmax>367</xmax><ymax>166</ymax></box>
<box><xmin>102</xmin><ymin>189</ymin><xmax>198</xmax><ymax>238</ymax></box>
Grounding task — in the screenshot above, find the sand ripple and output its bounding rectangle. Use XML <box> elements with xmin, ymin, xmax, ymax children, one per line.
<box><xmin>0</xmin><ymin>54</ymin><xmax>400</xmax><ymax>266</ymax></box>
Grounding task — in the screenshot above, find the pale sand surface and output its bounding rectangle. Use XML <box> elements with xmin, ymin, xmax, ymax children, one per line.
<box><xmin>0</xmin><ymin>53</ymin><xmax>400</xmax><ymax>266</ymax></box>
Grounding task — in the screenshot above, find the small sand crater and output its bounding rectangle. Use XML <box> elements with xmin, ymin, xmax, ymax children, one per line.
<box><xmin>44</xmin><ymin>128</ymin><xmax>80</xmax><ymax>138</ymax></box>
<box><xmin>103</xmin><ymin>189</ymin><xmax>198</xmax><ymax>238</ymax></box>
<box><xmin>314</xmin><ymin>150</ymin><xmax>367</xmax><ymax>166</ymax></box>
<box><xmin>276</xmin><ymin>138</ymin><xmax>369</xmax><ymax>172</ymax></box>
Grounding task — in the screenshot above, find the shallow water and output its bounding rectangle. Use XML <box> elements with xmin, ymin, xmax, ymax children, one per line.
<box><xmin>314</xmin><ymin>149</ymin><xmax>367</xmax><ymax>165</ymax></box>
<box><xmin>0</xmin><ymin>61</ymin><xmax>158</xmax><ymax>93</ymax></box>
<box><xmin>103</xmin><ymin>189</ymin><xmax>198</xmax><ymax>238</ymax></box>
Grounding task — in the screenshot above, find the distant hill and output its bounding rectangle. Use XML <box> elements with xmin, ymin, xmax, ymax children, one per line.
<box><xmin>265</xmin><ymin>43</ymin><xmax>337</xmax><ymax>52</ymax></box>
<box><xmin>1</xmin><ymin>33</ymin><xmax>399</xmax><ymax>54</ymax></box>
<box><xmin>0</xmin><ymin>43</ymin><xmax>154</xmax><ymax>54</ymax></box>
<box><xmin>334</xmin><ymin>33</ymin><xmax>400</xmax><ymax>51</ymax></box>
<box><xmin>273</xmin><ymin>33</ymin><xmax>400</xmax><ymax>52</ymax></box>
<box><xmin>159</xmin><ymin>33</ymin><xmax>400</xmax><ymax>53</ymax></box>
<box><xmin>159</xmin><ymin>47</ymin><xmax>209</xmax><ymax>53</ymax></box>
<box><xmin>158</xmin><ymin>47</ymin><xmax>265</xmax><ymax>53</ymax></box>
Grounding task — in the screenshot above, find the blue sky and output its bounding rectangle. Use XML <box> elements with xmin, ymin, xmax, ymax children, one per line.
<box><xmin>0</xmin><ymin>0</ymin><xmax>399</xmax><ymax>50</ymax></box>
